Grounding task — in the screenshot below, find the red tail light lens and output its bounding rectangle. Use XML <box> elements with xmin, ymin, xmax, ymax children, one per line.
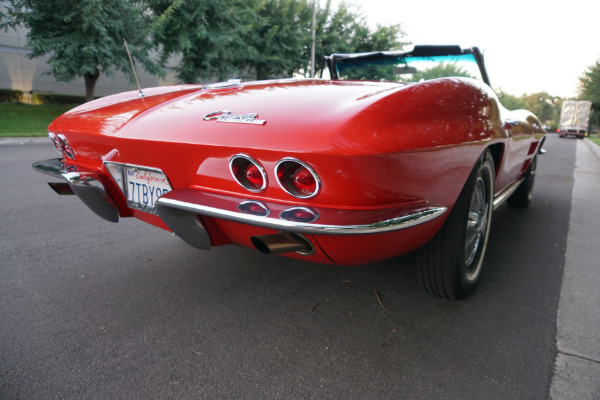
<box><xmin>48</xmin><ymin>132</ymin><xmax>75</xmax><ymax>159</ymax></box>
<box><xmin>275</xmin><ymin>158</ymin><xmax>320</xmax><ymax>198</ymax></box>
<box><xmin>292</xmin><ymin>166</ymin><xmax>316</xmax><ymax>196</ymax></box>
<box><xmin>245</xmin><ymin>164</ymin><xmax>263</xmax><ymax>189</ymax></box>
<box><xmin>229</xmin><ymin>154</ymin><xmax>267</xmax><ymax>192</ymax></box>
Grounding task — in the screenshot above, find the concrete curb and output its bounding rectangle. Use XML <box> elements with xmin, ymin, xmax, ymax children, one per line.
<box><xmin>549</xmin><ymin>138</ymin><xmax>600</xmax><ymax>399</ymax></box>
<box><xmin>583</xmin><ymin>138</ymin><xmax>600</xmax><ymax>160</ymax></box>
<box><xmin>0</xmin><ymin>137</ymin><xmax>49</xmax><ymax>145</ymax></box>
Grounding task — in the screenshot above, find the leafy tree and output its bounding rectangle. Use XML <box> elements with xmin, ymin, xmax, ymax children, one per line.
<box><xmin>148</xmin><ymin>0</ymin><xmax>253</xmax><ymax>83</ymax></box>
<box><xmin>312</xmin><ymin>1</ymin><xmax>405</xmax><ymax>76</ymax></box>
<box><xmin>148</xmin><ymin>0</ymin><xmax>405</xmax><ymax>82</ymax></box>
<box><xmin>335</xmin><ymin>58</ymin><xmax>398</xmax><ymax>81</ymax></box>
<box><xmin>522</xmin><ymin>92</ymin><xmax>562</xmax><ymax>126</ymax></box>
<box><xmin>0</xmin><ymin>0</ymin><xmax>162</xmax><ymax>101</ymax></box>
<box><xmin>498</xmin><ymin>93</ymin><xmax>526</xmax><ymax>111</ymax></box>
<box><xmin>411</xmin><ymin>63</ymin><xmax>475</xmax><ymax>82</ymax></box>
<box><xmin>499</xmin><ymin>91</ymin><xmax>562</xmax><ymax>128</ymax></box>
<box><xmin>578</xmin><ymin>59</ymin><xmax>600</xmax><ymax>104</ymax></box>
<box><xmin>578</xmin><ymin>60</ymin><xmax>600</xmax><ymax>130</ymax></box>
<box><xmin>244</xmin><ymin>0</ymin><xmax>313</xmax><ymax>80</ymax></box>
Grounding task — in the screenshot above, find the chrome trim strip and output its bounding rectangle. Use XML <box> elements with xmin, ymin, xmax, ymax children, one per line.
<box><xmin>493</xmin><ymin>177</ymin><xmax>525</xmax><ymax>211</ymax></box>
<box><xmin>156</xmin><ymin>196</ymin><xmax>446</xmax><ymax>236</ymax></box>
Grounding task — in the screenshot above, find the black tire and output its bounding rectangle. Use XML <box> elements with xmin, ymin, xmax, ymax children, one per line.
<box><xmin>506</xmin><ymin>156</ymin><xmax>537</xmax><ymax>208</ymax></box>
<box><xmin>415</xmin><ymin>150</ymin><xmax>495</xmax><ymax>300</ymax></box>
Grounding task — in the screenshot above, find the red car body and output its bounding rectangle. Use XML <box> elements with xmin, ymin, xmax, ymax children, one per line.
<box><xmin>34</xmin><ymin>45</ymin><xmax>546</xmax><ymax>298</ymax></box>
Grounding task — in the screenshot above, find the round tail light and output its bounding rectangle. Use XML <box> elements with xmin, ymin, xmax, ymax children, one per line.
<box><xmin>275</xmin><ymin>158</ymin><xmax>320</xmax><ymax>198</ymax></box>
<box><xmin>49</xmin><ymin>132</ymin><xmax>75</xmax><ymax>159</ymax></box>
<box><xmin>230</xmin><ymin>154</ymin><xmax>267</xmax><ymax>192</ymax></box>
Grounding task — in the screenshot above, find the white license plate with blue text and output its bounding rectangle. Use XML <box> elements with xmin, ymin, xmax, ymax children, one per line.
<box><xmin>125</xmin><ymin>167</ymin><xmax>172</xmax><ymax>214</ymax></box>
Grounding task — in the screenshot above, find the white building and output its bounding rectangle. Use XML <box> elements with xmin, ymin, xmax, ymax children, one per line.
<box><xmin>0</xmin><ymin>2</ymin><xmax>176</xmax><ymax>101</ymax></box>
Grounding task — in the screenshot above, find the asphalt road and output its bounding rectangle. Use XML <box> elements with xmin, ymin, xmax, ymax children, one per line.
<box><xmin>0</xmin><ymin>135</ymin><xmax>575</xmax><ymax>399</ymax></box>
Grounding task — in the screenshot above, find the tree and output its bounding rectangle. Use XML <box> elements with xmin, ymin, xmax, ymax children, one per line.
<box><xmin>578</xmin><ymin>59</ymin><xmax>600</xmax><ymax>104</ymax></box>
<box><xmin>411</xmin><ymin>63</ymin><xmax>475</xmax><ymax>82</ymax></box>
<box><xmin>311</xmin><ymin>1</ymin><xmax>405</xmax><ymax>76</ymax></box>
<box><xmin>522</xmin><ymin>92</ymin><xmax>562</xmax><ymax>127</ymax></box>
<box><xmin>244</xmin><ymin>0</ymin><xmax>313</xmax><ymax>80</ymax></box>
<box><xmin>147</xmin><ymin>0</ymin><xmax>406</xmax><ymax>83</ymax></box>
<box><xmin>498</xmin><ymin>93</ymin><xmax>526</xmax><ymax>111</ymax></box>
<box><xmin>0</xmin><ymin>0</ymin><xmax>162</xmax><ymax>101</ymax></box>
<box><xmin>499</xmin><ymin>91</ymin><xmax>562</xmax><ymax>129</ymax></box>
<box><xmin>148</xmin><ymin>0</ymin><xmax>253</xmax><ymax>83</ymax></box>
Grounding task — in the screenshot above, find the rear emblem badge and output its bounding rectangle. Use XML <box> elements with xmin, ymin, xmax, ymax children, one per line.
<box><xmin>203</xmin><ymin>110</ymin><xmax>266</xmax><ymax>125</ymax></box>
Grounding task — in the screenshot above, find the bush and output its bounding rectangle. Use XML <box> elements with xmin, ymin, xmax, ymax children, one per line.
<box><xmin>0</xmin><ymin>89</ymin><xmax>23</xmax><ymax>102</ymax></box>
<box><xmin>31</xmin><ymin>92</ymin><xmax>86</xmax><ymax>105</ymax></box>
<box><xmin>0</xmin><ymin>89</ymin><xmax>85</xmax><ymax>105</ymax></box>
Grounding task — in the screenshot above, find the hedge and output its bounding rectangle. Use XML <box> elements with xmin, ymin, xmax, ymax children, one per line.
<box><xmin>0</xmin><ymin>89</ymin><xmax>23</xmax><ymax>102</ymax></box>
<box><xmin>31</xmin><ymin>92</ymin><xmax>86</xmax><ymax>105</ymax></box>
<box><xmin>0</xmin><ymin>89</ymin><xmax>86</xmax><ymax>105</ymax></box>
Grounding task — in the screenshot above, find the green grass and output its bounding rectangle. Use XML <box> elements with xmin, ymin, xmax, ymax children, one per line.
<box><xmin>588</xmin><ymin>136</ymin><xmax>600</xmax><ymax>147</ymax></box>
<box><xmin>0</xmin><ymin>103</ymin><xmax>75</xmax><ymax>137</ymax></box>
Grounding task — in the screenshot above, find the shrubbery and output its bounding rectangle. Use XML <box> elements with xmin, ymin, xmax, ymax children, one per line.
<box><xmin>0</xmin><ymin>89</ymin><xmax>23</xmax><ymax>102</ymax></box>
<box><xmin>31</xmin><ymin>93</ymin><xmax>86</xmax><ymax>105</ymax></box>
<box><xmin>0</xmin><ymin>89</ymin><xmax>85</xmax><ymax>105</ymax></box>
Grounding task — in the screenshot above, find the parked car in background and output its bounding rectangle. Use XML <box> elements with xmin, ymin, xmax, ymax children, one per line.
<box><xmin>33</xmin><ymin>45</ymin><xmax>546</xmax><ymax>299</ymax></box>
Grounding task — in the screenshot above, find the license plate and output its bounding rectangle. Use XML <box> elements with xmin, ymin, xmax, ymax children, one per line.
<box><xmin>125</xmin><ymin>167</ymin><xmax>172</xmax><ymax>214</ymax></box>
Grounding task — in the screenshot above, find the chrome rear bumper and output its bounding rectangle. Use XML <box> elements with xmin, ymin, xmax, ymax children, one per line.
<box><xmin>34</xmin><ymin>158</ymin><xmax>448</xmax><ymax>251</ymax></box>
<box><xmin>155</xmin><ymin>188</ymin><xmax>447</xmax><ymax>250</ymax></box>
<box><xmin>32</xmin><ymin>158</ymin><xmax>119</xmax><ymax>222</ymax></box>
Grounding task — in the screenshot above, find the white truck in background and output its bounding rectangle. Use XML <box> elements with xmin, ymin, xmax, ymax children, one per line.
<box><xmin>557</xmin><ymin>100</ymin><xmax>592</xmax><ymax>139</ymax></box>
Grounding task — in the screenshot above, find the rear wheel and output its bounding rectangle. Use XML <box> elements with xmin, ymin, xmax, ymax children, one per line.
<box><xmin>506</xmin><ymin>156</ymin><xmax>537</xmax><ymax>208</ymax></box>
<box><xmin>415</xmin><ymin>150</ymin><xmax>495</xmax><ymax>300</ymax></box>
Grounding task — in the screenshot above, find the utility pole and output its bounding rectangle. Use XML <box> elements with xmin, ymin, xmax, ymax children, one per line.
<box><xmin>310</xmin><ymin>0</ymin><xmax>316</xmax><ymax>78</ymax></box>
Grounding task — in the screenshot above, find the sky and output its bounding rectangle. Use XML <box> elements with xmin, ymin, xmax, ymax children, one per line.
<box><xmin>329</xmin><ymin>0</ymin><xmax>600</xmax><ymax>98</ymax></box>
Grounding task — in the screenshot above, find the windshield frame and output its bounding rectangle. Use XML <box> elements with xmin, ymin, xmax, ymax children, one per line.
<box><xmin>325</xmin><ymin>45</ymin><xmax>491</xmax><ymax>87</ymax></box>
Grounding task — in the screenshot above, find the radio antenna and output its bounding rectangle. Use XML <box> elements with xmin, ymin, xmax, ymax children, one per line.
<box><xmin>123</xmin><ymin>38</ymin><xmax>145</xmax><ymax>98</ymax></box>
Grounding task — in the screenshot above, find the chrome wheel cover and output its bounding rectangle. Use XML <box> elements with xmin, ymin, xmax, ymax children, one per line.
<box><xmin>527</xmin><ymin>157</ymin><xmax>537</xmax><ymax>201</ymax></box>
<box><xmin>464</xmin><ymin>176</ymin><xmax>489</xmax><ymax>280</ymax></box>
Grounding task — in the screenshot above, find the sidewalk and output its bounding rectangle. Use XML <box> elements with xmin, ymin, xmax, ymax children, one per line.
<box><xmin>549</xmin><ymin>138</ymin><xmax>600</xmax><ymax>399</ymax></box>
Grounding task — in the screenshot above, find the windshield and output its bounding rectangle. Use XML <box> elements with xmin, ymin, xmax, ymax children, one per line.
<box><xmin>335</xmin><ymin>53</ymin><xmax>483</xmax><ymax>83</ymax></box>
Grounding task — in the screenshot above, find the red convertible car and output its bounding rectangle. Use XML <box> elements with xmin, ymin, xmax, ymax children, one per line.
<box><xmin>34</xmin><ymin>45</ymin><xmax>545</xmax><ymax>299</ymax></box>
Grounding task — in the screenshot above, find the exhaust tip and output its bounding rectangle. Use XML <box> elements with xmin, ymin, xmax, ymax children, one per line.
<box><xmin>251</xmin><ymin>236</ymin><xmax>272</xmax><ymax>254</ymax></box>
<box><xmin>251</xmin><ymin>232</ymin><xmax>314</xmax><ymax>256</ymax></box>
<box><xmin>48</xmin><ymin>182</ymin><xmax>75</xmax><ymax>195</ymax></box>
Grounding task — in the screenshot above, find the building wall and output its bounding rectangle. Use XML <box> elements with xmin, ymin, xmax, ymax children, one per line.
<box><xmin>0</xmin><ymin>3</ymin><xmax>177</xmax><ymax>100</ymax></box>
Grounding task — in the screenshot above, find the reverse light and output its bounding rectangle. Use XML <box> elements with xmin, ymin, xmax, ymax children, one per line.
<box><xmin>229</xmin><ymin>154</ymin><xmax>267</xmax><ymax>192</ymax></box>
<box><xmin>280</xmin><ymin>207</ymin><xmax>319</xmax><ymax>223</ymax></box>
<box><xmin>275</xmin><ymin>158</ymin><xmax>320</xmax><ymax>198</ymax></box>
<box><xmin>238</xmin><ymin>200</ymin><xmax>270</xmax><ymax>217</ymax></box>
